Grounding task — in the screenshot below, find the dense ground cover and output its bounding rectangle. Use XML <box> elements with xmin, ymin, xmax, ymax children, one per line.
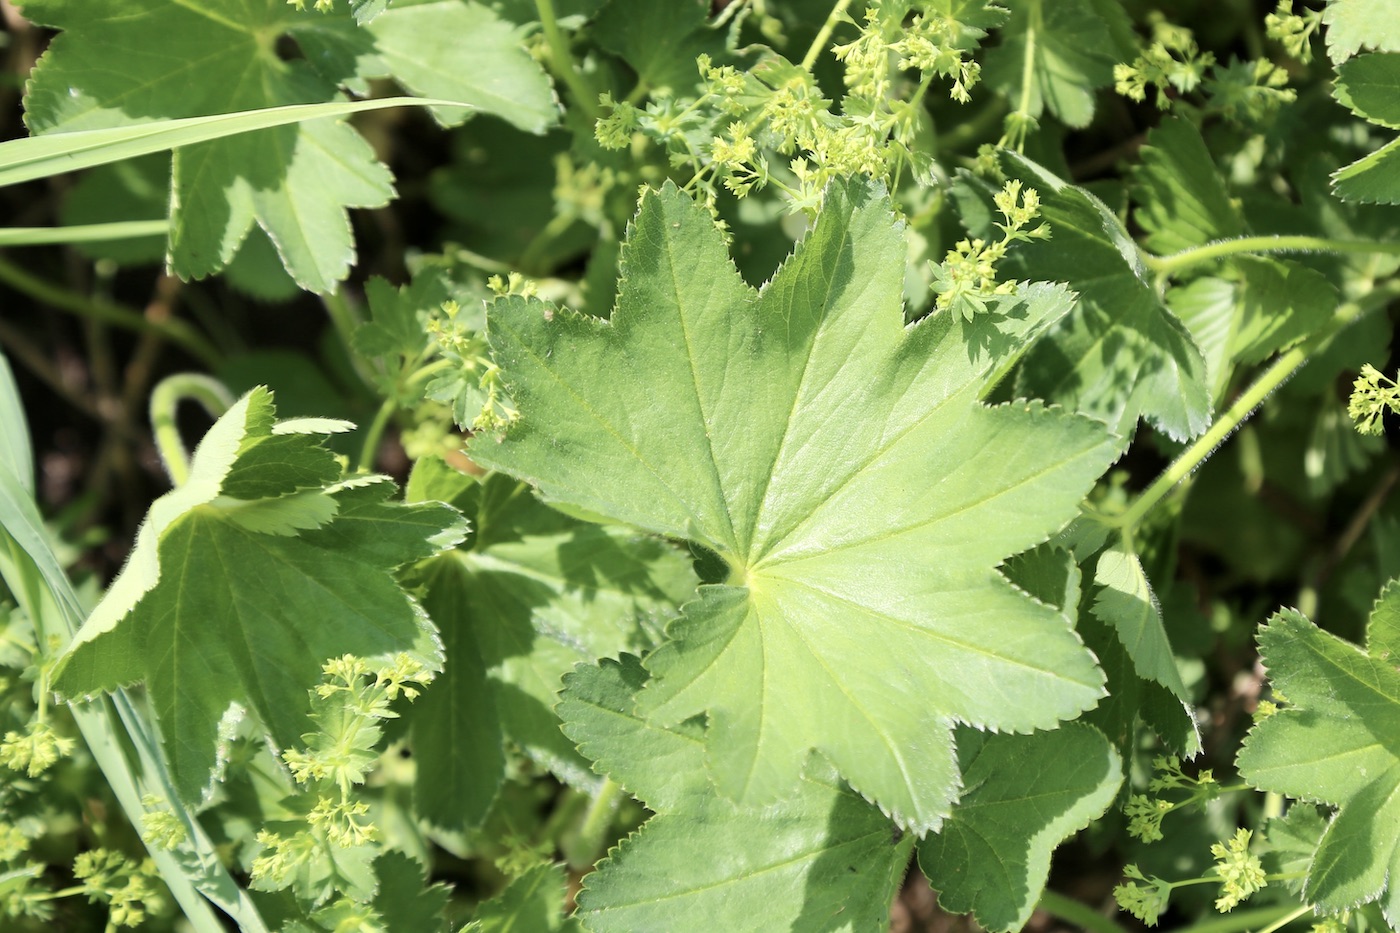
<box><xmin>3</xmin><ymin>0</ymin><xmax>1400</xmax><ymax>930</ymax></box>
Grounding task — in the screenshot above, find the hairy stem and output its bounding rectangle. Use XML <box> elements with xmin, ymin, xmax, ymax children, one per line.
<box><xmin>149</xmin><ymin>373</ymin><xmax>234</xmax><ymax>487</ymax></box>
<box><xmin>1144</xmin><ymin>234</ymin><xmax>1400</xmax><ymax>276</ymax></box>
<box><xmin>537</xmin><ymin>0</ymin><xmax>600</xmax><ymax>120</ymax></box>
<box><xmin>1117</xmin><ymin>282</ymin><xmax>1400</xmax><ymax>532</ymax></box>
<box><xmin>1175</xmin><ymin>903</ymin><xmax>1310</xmax><ymax>933</ymax></box>
<box><xmin>564</xmin><ymin>777</ymin><xmax>624</xmax><ymax>870</ymax></box>
<box><xmin>0</xmin><ymin>255</ymin><xmax>221</xmax><ymax>367</ymax></box>
<box><xmin>1008</xmin><ymin>0</ymin><xmax>1041</xmax><ymax>151</ymax></box>
<box><xmin>801</xmin><ymin>0</ymin><xmax>858</xmax><ymax>71</ymax></box>
<box><xmin>356</xmin><ymin>397</ymin><xmax>397</xmax><ymax>474</ymax></box>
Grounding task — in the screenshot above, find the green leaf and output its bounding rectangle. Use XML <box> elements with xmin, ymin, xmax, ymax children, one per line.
<box><xmin>51</xmin><ymin>388</ymin><xmax>467</xmax><ymax>802</ymax></box>
<box><xmin>1237</xmin><ymin>581</ymin><xmax>1400</xmax><ymax>924</ymax></box>
<box><xmin>0</xmin><ymin>355</ymin><xmax>33</xmax><ymax>495</ymax></box>
<box><xmin>429</xmin><ymin>124</ymin><xmax>594</xmax><ymax>268</ymax></box>
<box><xmin>1091</xmin><ymin>545</ymin><xmax>1188</xmax><ymax>700</ymax></box>
<box><xmin>354</xmin><ymin>275</ymin><xmax>441</xmax><ymax>362</ymax></box>
<box><xmin>1077</xmin><ymin>597</ymin><xmax>1200</xmax><ymax>760</ymax></box>
<box><xmin>1323</xmin><ymin>0</ymin><xmax>1400</xmax><ymax>64</ymax></box>
<box><xmin>56</xmin><ymin>155</ymin><xmax>168</xmax><ymax>263</ymax></box>
<box><xmin>465</xmin><ymin>862</ymin><xmax>580</xmax><ymax>933</ymax></box>
<box><xmin>371</xmin><ymin>852</ymin><xmax>450</xmax><ymax>933</ymax></box>
<box><xmin>1333</xmin><ymin>135</ymin><xmax>1400</xmax><ymax>205</ymax></box>
<box><xmin>0</xmin><ymin>365</ymin><xmax>274</xmax><ymax>931</ymax></box>
<box><xmin>1329</xmin><ymin>51</ymin><xmax>1400</xmax><ymax>204</ymax></box>
<box><xmin>917</xmin><ymin>724</ymin><xmax>1122</xmax><ymax>933</ymax></box>
<box><xmin>559</xmin><ymin>656</ymin><xmax>913</xmax><ymax>933</ymax></box>
<box><xmin>592</xmin><ymin>0</ymin><xmax>733</xmax><ymax>94</ymax></box>
<box><xmin>1130</xmin><ymin>117</ymin><xmax>1243</xmax><ymax>255</ymax></box>
<box><xmin>983</xmin><ymin>0</ymin><xmax>1127</xmax><ymax>129</ymax></box>
<box><xmin>1335</xmin><ymin>52</ymin><xmax>1400</xmax><ymax>128</ymax></box>
<box><xmin>1168</xmin><ymin>258</ymin><xmax>1337</xmax><ymax>398</ymax></box>
<box><xmin>293</xmin><ymin>0</ymin><xmax>558</xmax><ymax>132</ymax></box>
<box><xmin>1261</xmin><ymin>804</ymin><xmax>1328</xmax><ymax>896</ymax></box>
<box><xmin>993</xmin><ymin>155</ymin><xmax>1213</xmax><ymax>441</ymax></box>
<box><xmin>471</xmin><ymin>178</ymin><xmax>1117</xmax><ymax>832</ymax></box>
<box><xmin>20</xmin><ymin>0</ymin><xmax>552</xmax><ymax>291</ymax></box>
<box><xmin>404</xmin><ymin>463</ymin><xmax>697</xmax><ymax>829</ymax></box>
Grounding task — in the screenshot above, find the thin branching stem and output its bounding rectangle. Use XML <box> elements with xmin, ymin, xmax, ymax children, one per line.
<box><xmin>1117</xmin><ymin>281</ymin><xmax>1400</xmax><ymax>532</ymax></box>
<box><xmin>0</xmin><ymin>254</ymin><xmax>221</xmax><ymax>367</ymax></box>
<box><xmin>801</xmin><ymin>0</ymin><xmax>858</xmax><ymax>71</ymax></box>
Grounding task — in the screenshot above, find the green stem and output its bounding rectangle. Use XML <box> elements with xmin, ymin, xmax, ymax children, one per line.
<box><xmin>1115</xmin><ymin>283</ymin><xmax>1400</xmax><ymax>532</ymax></box>
<box><xmin>565</xmin><ymin>777</ymin><xmax>624</xmax><ymax>870</ymax></box>
<box><xmin>1036</xmin><ymin>890</ymin><xmax>1129</xmax><ymax>933</ymax></box>
<box><xmin>536</xmin><ymin>0</ymin><xmax>600</xmax><ymax>120</ymax></box>
<box><xmin>0</xmin><ymin>255</ymin><xmax>221</xmax><ymax>368</ymax></box>
<box><xmin>321</xmin><ymin>287</ymin><xmax>360</xmax><ymax>339</ymax></box>
<box><xmin>1174</xmin><ymin>903</ymin><xmax>1310</xmax><ymax>933</ymax></box>
<box><xmin>0</xmin><ymin>220</ymin><xmax>168</xmax><ymax>247</ymax></box>
<box><xmin>1007</xmin><ymin>0</ymin><xmax>1041</xmax><ymax>151</ymax></box>
<box><xmin>1144</xmin><ymin>234</ymin><xmax>1400</xmax><ymax>277</ymax></box>
<box><xmin>149</xmin><ymin>373</ymin><xmax>234</xmax><ymax>487</ymax></box>
<box><xmin>1254</xmin><ymin>904</ymin><xmax>1313</xmax><ymax>933</ymax></box>
<box><xmin>801</xmin><ymin>0</ymin><xmax>858</xmax><ymax>71</ymax></box>
<box><xmin>518</xmin><ymin>210</ymin><xmax>579</xmax><ymax>275</ymax></box>
<box><xmin>356</xmin><ymin>397</ymin><xmax>396</xmax><ymax>474</ymax></box>
<box><xmin>938</xmin><ymin>98</ymin><xmax>1007</xmax><ymax>153</ymax></box>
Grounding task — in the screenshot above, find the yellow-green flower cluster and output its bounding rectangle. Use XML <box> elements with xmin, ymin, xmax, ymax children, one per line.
<box><xmin>930</xmin><ymin>180</ymin><xmax>1049</xmax><ymax>320</ymax></box>
<box><xmin>73</xmin><ymin>849</ymin><xmax>167</xmax><ymax>929</ymax></box>
<box><xmin>1265</xmin><ymin>1</ymin><xmax>1323</xmax><ymax>64</ymax></box>
<box><xmin>1113</xmin><ymin>865</ymin><xmax>1173</xmax><ymax>926</ymax></box>
<box><xmin>889</xmin><ymin>12</ymin><xmax>982</xmax><ymax>103</ymax></box>
<box><xmin>1349</xmin><ymin>363</ymin><xmax>1400</xmax><ymax>435</ymax></box>
<box><xmin>0</xmin><ymin>720</ymin><xmax>75</xmax><ymax>778</ymax></box>
<box><xmin>1115</xmin><ymin>14</ymin><xmax>1214</xmax><ymax>108</ymax></box>
<box><xmin>139</xmin><ymin>795</ymin><xmax>188</xmax><ymax>852</ymax></box>
<box><xmin>1210</xmin><ymin>829</ymin><xmax>1267</xmax><ymax>912</ymax></box>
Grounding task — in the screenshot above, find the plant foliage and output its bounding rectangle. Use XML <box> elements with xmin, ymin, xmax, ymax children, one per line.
<box><xmin>2</xmin><ymin>0</ymin><xmax>1400</xmax><ymax>931</ymax></box>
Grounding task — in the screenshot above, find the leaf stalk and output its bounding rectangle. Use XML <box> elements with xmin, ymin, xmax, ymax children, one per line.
<box><xmin>1116</xmin><ymin>282</ymin><xmax>1400</xmax><ymax>532</ymax></box>
<box><xmin>564</xmin><ymin>777</ymin><xmax>624</xmax><ymax>870</ymax></box>
<box><xmin>536</xmin><ymin>0</ymin><xmax>601</xmax><ymax>121</ymax></box>
<box><xmin>801</xmin><ymin>0</ymin><xmax>859</xmax><ymax>71</ymax></box>
<box><xmin>1144</xmin><ymin>234</ymin><xmax>1400</xmax><ymax>277</ymax></box>
<box><xmin>1036</xmin><ymin>890</ymin><xmax>1129</xmax><ymax>933</ymax></box>
<box><xmin>149</xmin><ymin>373</ymin><xmax>234</xmax><ymax>486</ymax></box>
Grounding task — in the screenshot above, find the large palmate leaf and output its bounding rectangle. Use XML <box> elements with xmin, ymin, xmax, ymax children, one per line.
<box><xmin>559</xmin><ymin>656</ymin><xmax>912</xmax><ymax>932</ymax></box>
<box><xmin>1236</xmin><ymin>580</ymin><xmax>1400</xmax><ymax>925</ymax></box>
<box><xmin>51</xmin><ymin>388</ymin><xmax>467</xmax><ymax>802</ymax></box>
<box><xmin>403</xmin><ymin>461</ymin><xmax>696</xmax><ymax>829</ymax></box>
<box><xmin>471</xmin><ymin>178</ymin><xmax>1118</xmax><ymax>832</ymax></box>
<box><xmin>917</xmin><ymin>724</ymin><xmax>1122</xmax><ymax>932</ymax></box>
<box><xmin>20</xmin><ymin>0</ymin><xmax>554</xmax><ymax>291</ymax></box>
<box><xmin>993</xmin><ymin>154</ymin><xmax>1212</xmax><ymax>440</ymax></box>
